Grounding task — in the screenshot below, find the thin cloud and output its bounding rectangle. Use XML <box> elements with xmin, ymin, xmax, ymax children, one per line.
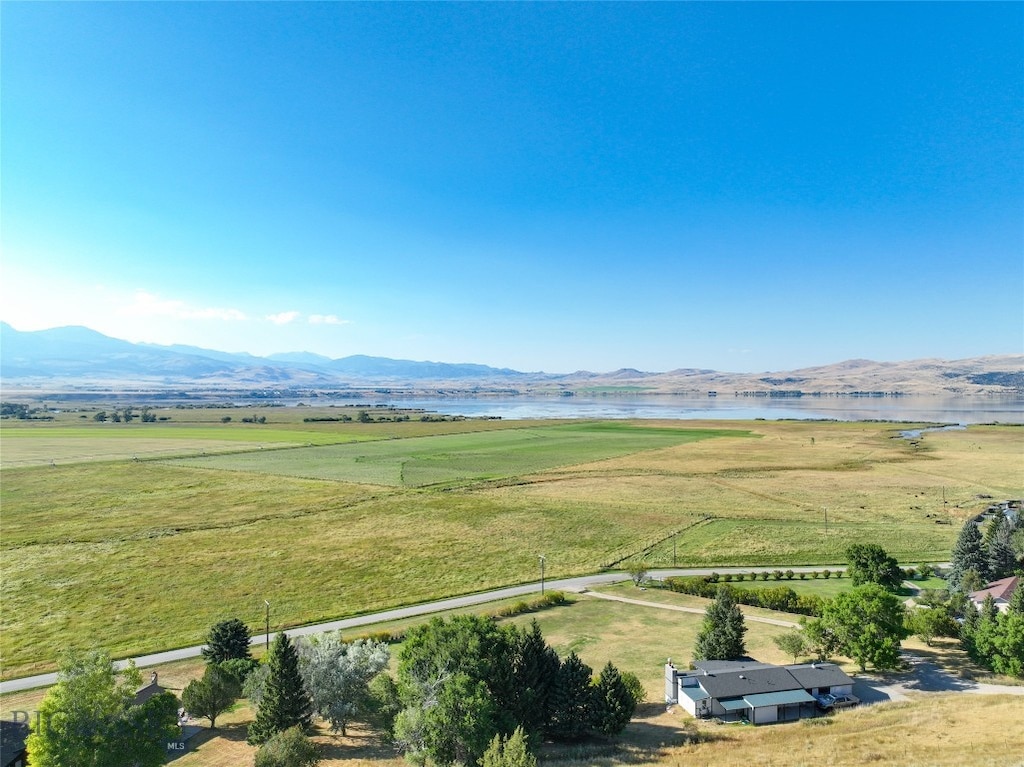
<box><xmin>266</xmin><ymin>311</ymin><xmax>300</xmax><ymax>325</ymax></box>
<box><xmin>120</xmin><ymin>291</ymin><xmax>247</xmax><ymax>321</ymax></box>
<box><xmin>308</xmin><ymin>314</ymin><xmax>349</xmax><ymax>326</ymax></box>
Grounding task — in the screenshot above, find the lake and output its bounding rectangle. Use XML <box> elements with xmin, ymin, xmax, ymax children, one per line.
<box><xmin>380</xmin><ymin>394</ymin><xmax>1024</xmax><ymax>424</ymax></box>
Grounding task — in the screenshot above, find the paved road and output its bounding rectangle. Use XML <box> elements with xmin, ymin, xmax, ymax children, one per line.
<box><xmin>0</xmin><ymin>565</ymin><xmax>842</xmax><ymax>694</ymax></box>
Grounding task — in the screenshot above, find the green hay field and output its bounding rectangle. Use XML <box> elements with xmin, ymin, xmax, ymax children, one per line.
<box><xmin>165</xmin><ymin>422</ymin><xmax>739</xmax><ymax>487</ymax></box>
<box><xmin>1</xmin><ymin>417</ymin><xmax>1020</xmax><ymax>680</ymax></box>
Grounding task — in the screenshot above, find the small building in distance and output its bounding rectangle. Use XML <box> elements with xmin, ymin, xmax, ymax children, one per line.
<box><xmin>665</xmin><ymin>659</ymin><xmax>855</xmax><ymax>725</ymax></box>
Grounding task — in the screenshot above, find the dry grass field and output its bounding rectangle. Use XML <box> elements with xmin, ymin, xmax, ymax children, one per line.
<box><xmin>1</xmin><ymin>414</ymin><xmax>1020</xmax><ymax>680</ymax></box>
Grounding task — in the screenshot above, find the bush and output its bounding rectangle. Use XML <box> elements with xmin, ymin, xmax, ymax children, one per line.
<box><xmin>811</xmin><ymin>571</ymin><xmax>820</xmax><ymax>579</ymax></box>
<box><xmin>799</xmin><ymin>572</ymin><xmax>808</xmax><ymax>580</ymax></box>
<box><xmin>254</xmin><ymin>726</ymin><xmax>319</xmax><ymax>767</ymax></box>
<box><xmin>822</xmin><ymin>569</ymin><xmax>832</xmax><ymax>579</ymax></box>
<box><xmin>785</xmin><ymin>570</ymin><xmax>795</xmax><ymax>580</ymax></box>
<box><xmin>759</xmin><ymin>571</ymin><xmax>771</xmax><ymax>581</ymax></box>
<box><xmin>772</xmin><ymin>570</ymin><xmax>784</xmax><ymax>581</ymax></box>
<box><xmin>722</xmin><ymin>573</ymin><xmax>733</xmax><ymax>582</ymax></box>
<box><xmin>619</xmin><ymin>670</ymin><xmax>647</xmax><ymax>704</ymax></box>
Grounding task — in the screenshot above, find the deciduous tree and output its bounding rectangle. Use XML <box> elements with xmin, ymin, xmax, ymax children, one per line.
<box><xmin>26</xmin><ymin>650</ymin><xmax>178</xmax><ymax>767</ymax></box>
<box><xmin>181</xmin><ymin>663</ymin><xmax>240</xmax><ymax>729</ymax></box>
<box><xmin>820</xmin><ymin>584</ymin><xmax>908</xmax><ymax>671</ymax></box>
<box><xmin>845</xmin><ymin>544</ymin><xmax>903</xmax><ymax>591</ymax></box>
<box><xmin>254</xmin><ymin>725</ymin><xmax>320</xmax><ymax>767</ymax></box>
<box><xmin>297</xmin><ymin>634</ymin><xmax>389</xmax><ymax>736</ymax></box>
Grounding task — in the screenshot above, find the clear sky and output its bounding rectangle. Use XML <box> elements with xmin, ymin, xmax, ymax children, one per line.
<box><xmin>2</xmin><ymin>2</ymin><xmax>1021</xmax><ymax>373</ymax></box>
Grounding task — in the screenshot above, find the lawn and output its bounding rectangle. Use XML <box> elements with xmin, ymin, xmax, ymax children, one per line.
<box><xmin>1</xmin><ymin>418</ymin><xmax>1020</xmax><ymax>680</ymax></box>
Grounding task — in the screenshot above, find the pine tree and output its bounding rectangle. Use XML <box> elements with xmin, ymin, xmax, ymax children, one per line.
<box><xmin>589</xmin><ymin>662</ymin><xmax>636</xmax><ymax>737</ymax></box>
<box><xmin>202</xmin><ymin>618</ymin><xmax>253</xmax><ymax>664</ymax></box>
<box><xmin>248</xmin><ymin>633</ymin><xmax>313</xmax><ymax>745</ymax></box>
<box><xmin>693</xmin><ymin>585</ymin><xmax>747</xmax><ymax>660</ymax></box>
<box><xmin>987</xmin><ymin>518</ymin><xmax>1017</xmax><ymax>580</ymax></box>
<box><xmin>480</xmin><ymin>726</ymin><xmax>537</xmax><ymax>767</ymax></box>
<box><xmin>1009</xmin><ymin>582</ymin><xmax>1024</xmax><ymax>615</ymax></box>
<box><xmin>511</xmin><ymin>620</ymin><xmax>560</xmax><ymax>737</ymax></box>
<box><xmin>949</xmin><ymin>521</ymin><xmax>988</xmax><ymax>590</ymax></box>
<box><xmin>546</xmin><ymin>652</ymin><xmax>592</xmax><ymax>741</ymax></box>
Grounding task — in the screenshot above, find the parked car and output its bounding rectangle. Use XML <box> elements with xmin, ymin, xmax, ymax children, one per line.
<box><xmin>815</xmin><ymin>693</ymin><xmax>859</xmax><ymax>710</ymax></box>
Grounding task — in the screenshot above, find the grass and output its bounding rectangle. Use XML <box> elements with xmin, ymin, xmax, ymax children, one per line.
<box><xmin>164</xmin><ymin>422</ymin><xmax>741</xmax><ymax>487</ymax></box>
<box><xmin>1</xmin><ymin>418</ymin><xmax>1021</xmax><ymax>680</ymax></box>
<box><xmin>10</xmin><ymin>593</ymin><xmax>1020</xmax><ymax>767</ymax></box>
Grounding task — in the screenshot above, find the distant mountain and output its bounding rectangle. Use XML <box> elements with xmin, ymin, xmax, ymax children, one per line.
<box><xmin>0</xmin><ymin>324</ymin><xmax>529</xmax><ymax>384</ymax></box>
<box><xmin>1</xmin><ymin>322</ymin><xmax>1020</xmax><ymax>395</ymax></box>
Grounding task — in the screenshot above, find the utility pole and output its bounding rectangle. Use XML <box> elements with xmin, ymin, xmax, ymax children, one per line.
<box><xmin>539</xmin><ymin>555</ymin><xmax>546</xmax><ymax>595</ymax></box>
<box><xmin>264</xmin><ymin>600</ymin><xmax>271</xmax><ymax>652</ymax></box>
<box><xmin>823</xmin><ymin>507</ymin><xmax>828</xmax><ymax>535</ymax></box>
<box><xmin>673</xmin><ymin>534</ymin><xmax>677</xmax><ymax>568</ymax></box>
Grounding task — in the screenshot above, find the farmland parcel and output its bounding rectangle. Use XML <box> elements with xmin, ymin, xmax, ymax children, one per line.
<box><xmin>1</xmin><ymin>414</ymin><xmax>1021</xmax><ymax>679</ymax></box>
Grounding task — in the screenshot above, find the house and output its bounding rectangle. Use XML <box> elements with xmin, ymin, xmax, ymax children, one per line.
<box><xmin>134</xmin><ymin>671</ymin><xmax>169</xmax><ymax>706</ymax></box>
<box><xmin>969</xmin><ymin>575</ymin><xmax>1020</xmax><ymax>614</ymax></box>
<box><xmin>0</xmin><ymin>720</ymin><xmax>29</xmax><ymax>767</ymax></box>
<box><xmin>665</xmin><ymin>659</ymin><xmax>855</xmax><ymax>725</ymax></box>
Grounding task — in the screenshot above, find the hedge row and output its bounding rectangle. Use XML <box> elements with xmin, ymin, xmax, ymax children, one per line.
<box><xmin>662</xmin><ymin>577</ymin><xmax>824</xmax><ymax>617</ymax></box>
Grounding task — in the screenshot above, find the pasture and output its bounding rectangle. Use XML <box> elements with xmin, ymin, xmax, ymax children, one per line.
<box><xmin>1</xmin><ymin>414</ymin><xmax>1021</xmax><ymax>680</ymax></box>
<box><xmin>165</xmin><ymin>421</ymin><xmax>738</xmax><ymax>486</ymax></box>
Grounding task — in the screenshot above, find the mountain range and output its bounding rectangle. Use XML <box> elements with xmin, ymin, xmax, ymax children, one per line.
<box><xmin>1</xmin><ymin>322</ymin><xmax>1021</xmax><ymax>396</ymax></box>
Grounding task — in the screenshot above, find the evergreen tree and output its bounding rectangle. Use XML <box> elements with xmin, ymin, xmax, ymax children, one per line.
<box><xmin>1009</xmin><ymin>582</ymin><xmax>1024</xmax><ymax>615</ymax></box>
<box><xmin>480</xmin><ymin>726</ymin><xmax>537</xmax><ymax>767</ymax></box>
<box><xmin>589</xmin><ymin>662</ymin><xmax>636</xmax><ymax>737</ymax></box>
<box><xmin>510</xmin><ymin>620</ymin><xmax>560</xmax><ymax>738</ymax></box>
<box><xmin>987</xmin><ymin>518</ymin><xmax>1017</xmax><ymax>580</ymax></box>
<box><xmin>248</xmin><ymin>633</ymin><xmax>312</xmax><ymax>745</ymax></box>
<box><xmin>959</xmin><ymin>602</ymin><xmax>980</xmax><ymax>658</ymax></box>
<box><xmin>546</xmin><ymin>652</ymin><xmax>592</xmax><ymax>741</ymax></box>
<box><xmin>202</xmin><ymin>618</ymin><xmax>253</xmax><ymax>664</ymax></box>
<box><xmin>949</xmin><ymin>521</ymin><xmax>988</xmax><ymax>590</ymax></box>
<box><xmin>693</xmin><ymin>585</ymin><xmax>747</xmax><ymax>660</ymax></box>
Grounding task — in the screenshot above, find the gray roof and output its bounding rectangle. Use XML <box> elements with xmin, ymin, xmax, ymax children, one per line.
<box><xmin>785</xmin><ymin>663</ymin><xmax>855</xmax><ymax>690</ymax></box>
<box><xmin>693</xmin><ymin>660</ymin><xmax>773</xmax><ymax>673</ymax></box>
<box><xmin>745</xmin><ymin>689</ymin><xmax>816</xmax><ymax>707</ymax></box>
<box><xmin>1</xmin><ymin>720</ymin><xmax>29</xmax><ymax>764</ymax></box>
<box><xmin>697</xmin><ymin>666</ymin><xmax>803</xmax><ymax>699</ymax></box>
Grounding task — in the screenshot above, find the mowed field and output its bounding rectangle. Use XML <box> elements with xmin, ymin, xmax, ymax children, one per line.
<box><xmin>1</xmin><ymin>411</ymin><xmax>1021</xmax><ymax>680</ymax></box>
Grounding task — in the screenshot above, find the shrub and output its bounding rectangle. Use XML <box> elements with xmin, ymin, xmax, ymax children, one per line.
<box><xmin>822</xmin><ymin>569</ymin><xmax>832</xmax><ymax>579</ymax></box>
<box><xmin>811</xmin><ymin>571</ymin><xmax>820</xmax><ymax>579</ymax></box>
<box><xmin>772</xmin><ymin>570</ymin><xmax>784</xmax><ymax>581</ymax></box>
<box><xmin>254</xmin><ymin>726</ymin><xmax>320</xmax><ymax>767</ymax></box>
<box><xmin>785</xmin><ymin>570</ymin><xmax>795</xmax><ymax>580</ymax></box>
<box><xmin>759</xmin><ymin>571</ymin><xmax>771</xmax><ymax>581</ymax></box>
<box><xmin>799</xmin><ymin>572</ymin><xmax>808</xmax><ymax>580</ymax></box>
<box><xmin>722</xmin><ymin>573</ymin><xmax>733</xmax><ymax>582</ymax></box>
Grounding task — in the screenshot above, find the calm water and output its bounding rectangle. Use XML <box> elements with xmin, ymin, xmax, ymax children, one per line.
<box><xmin>377</xmin><ymin>394</ymin><xmax>1024</xmax><ymax>424</ymax></box>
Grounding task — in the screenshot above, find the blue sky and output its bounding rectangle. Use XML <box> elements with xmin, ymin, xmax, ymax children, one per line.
<box><xmin>2</xmin><ymin>2</ymin><xmax>1021</xmax><ymax>373</ymax></box>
